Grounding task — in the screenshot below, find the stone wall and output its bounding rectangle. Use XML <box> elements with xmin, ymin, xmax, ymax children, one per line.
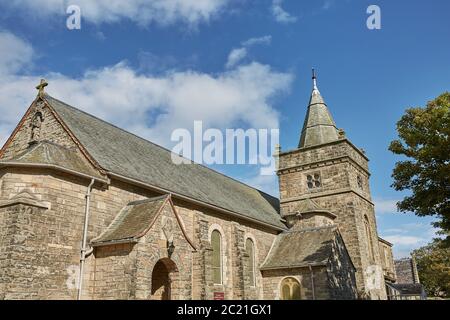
<box><xmin>0</xmin><ymin>166</ymin><xmax>278</xmax><ymax>300</ymax></box>
<box><xmin>379</xmin><ymin>239</ymin><xmax>396</xmax><ymax>281</ymax></box>
<box><xmin>326</xmin><ymin>232</ymin><xmax>358</xmax><ymax>299</ymax></box>
<box><xmin>0</xmin><ymin>168</ymin><xmax>89</xmax><ymax>299</ymax></box>
<box><xmin>87</xmin><ymin>202</ymin><xmax>194</xmax><ymax>300</ymax></box>
<box><xmin>278</xmin><ymin>139</ymin><xmax>387</xmax><ymax>299</ymax></box>
<box><xmin>261</xmin><ymin>267</ymin><xmax>329</xmax><ymax>300</ymax></box>
<box><xmin>1</xmin><ymin>99</ymin><xmax>78</xmax><ymax>160</ymax></box>
<box><xmin>189</xmin><ymin>206</ymin><xmax>276</xmax><ymax>300</ymax></box>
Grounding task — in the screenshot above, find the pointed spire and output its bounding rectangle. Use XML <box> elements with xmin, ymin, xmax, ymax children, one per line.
<box><xmin>298</xmin><ymin>69</ymin><xmax>340</xmax><ymax>148</ymax></box>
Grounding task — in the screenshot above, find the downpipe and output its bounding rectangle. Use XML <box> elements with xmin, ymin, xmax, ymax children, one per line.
<box><xmin>309</xmin><ymin>265</ymin><xmax>316</xmax><ymax>300</ymax></box>
<box><xmin>77</xmin><ymin>178</ymin><xmax>95</xmax><ymax>300</ymax></box>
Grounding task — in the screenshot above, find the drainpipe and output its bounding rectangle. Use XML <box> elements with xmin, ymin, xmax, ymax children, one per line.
<box><xmin>309</xmin><ymin>265</ymin><xmax>316</xmax><ymax>300</ymax></box>
<box><xmin>77</xmin><ymin>178</ymin><xmax>95</xmax><ymax>300</ymax></box>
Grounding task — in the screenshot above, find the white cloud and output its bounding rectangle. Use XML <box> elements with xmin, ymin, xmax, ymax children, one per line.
<box><xmin>226</xmin><ymin>48</ymin><xmax>248</xmax><ymax>69</ymax></box>
<box><xmin>0</xmin><ymin>31</ymin><xmax>34</xmax><ymax>74</ymax></box>
<box><xmin>271</xmin><ymin>0</ymin><xmax>297</xmax><ymax>24</ymax></box>
<box><xmin>242</xmin><ymin>35</ymin><xmax>272</xmax><ymax>47</ymax></box>
<box><xmin>380</xmin><ymin>222</ymin><xmax>439</xmax><ymax>258</ymax></box>
<box><xmin>226</xmin><ymin>35</ymin><xmax>272</xmax><ymax>69</ymax></box>
<box><xmin>5</xmin><ymin>0</ymin><xmax>230</xmax><ymax>27</ymax></box>
<box><xmin>0</xmin><ymin>31</ymin><xmax>293</xmax><ymax>157</ymax></box>
<box><xmin>383</xmin><ymin>235</ymin><xmax>425</xmax><ymax>246</ymax></box>
<box><xmin>374</xmin><ymin>198</ymin><xmax>399</xmax><ymax>214</ymax></box>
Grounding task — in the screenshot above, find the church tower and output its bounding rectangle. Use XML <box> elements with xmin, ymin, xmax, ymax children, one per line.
<box><xmin>277</xmin><ymin>70</ymin><xmax>387</xmax><ymax>299</ymax></box>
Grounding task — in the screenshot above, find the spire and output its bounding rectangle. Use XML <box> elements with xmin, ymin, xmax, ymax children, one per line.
<box><xmin>298</xmin><ymin>69</ymin><xmax>340</xmax><ymax>148</ymax></box>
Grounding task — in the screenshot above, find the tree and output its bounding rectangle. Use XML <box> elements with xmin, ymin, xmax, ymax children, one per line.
<box><xmin>412</xmin><ymin>239</ymin><xmax>450</xmax><ymax>298</ymax></box>
<box><xmin>389</xmin><ymin>92</ymin><xmax>450</xmax><ymax>243</ymax></box>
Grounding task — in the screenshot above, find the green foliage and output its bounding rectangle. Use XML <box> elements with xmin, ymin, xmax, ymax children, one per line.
<box><xmin>389</xmin><ymin>92</ymin><xmax>450</xmax><ymax>242</ymax></box>
<box><xmin>413</xmin><ymin>239</ymin><xmax>450</xmax><ymax>298</ymax></box>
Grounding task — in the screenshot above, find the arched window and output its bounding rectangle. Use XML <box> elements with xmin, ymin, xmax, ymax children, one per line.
<box><xmin>280</xmin><ymin>277</ymin><xmax>301</xmax><ymax>300</ymax></box>
<box><xmin>246</xmin><ymin>238</ymin><xmax>255</xmax><ymax>286</ymax></box>
<box><xmin>211</xmin><ymin>230</ymin><xmax>222</xmax><ymax>285</ymax></box>
<box><xmin>364</xmin><ymin>216</ymin><xmax>374</xmax><ymax>261</ymax></box>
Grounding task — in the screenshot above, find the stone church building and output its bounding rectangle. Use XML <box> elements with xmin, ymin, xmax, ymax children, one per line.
<box><xmin>0</xmin><ymin>74</ymin><xmax>396</xmax><ymax>300</ymax></box>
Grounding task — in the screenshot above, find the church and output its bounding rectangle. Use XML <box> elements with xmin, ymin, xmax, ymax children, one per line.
<box><xmin>0</xmin><ymin>72</ymin><xmax>397</xmax><ymax>300</ymax></box>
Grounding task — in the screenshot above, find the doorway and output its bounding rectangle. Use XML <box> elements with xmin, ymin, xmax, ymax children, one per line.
<box><xmin>151</xmin><ymin>258</ymin><xmax>178</xmax><ymax>300</ymax></box>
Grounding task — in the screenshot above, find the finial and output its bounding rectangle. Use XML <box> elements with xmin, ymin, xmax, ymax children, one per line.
<box><xmin>36</xmin><ymin>79</ymin><xmax>48</xmax><ymax>97</ymax></box>
<box><xmin>312</xmin><ymin>68</ymin><xmax>318</xmax><ymax>91</ymax></box>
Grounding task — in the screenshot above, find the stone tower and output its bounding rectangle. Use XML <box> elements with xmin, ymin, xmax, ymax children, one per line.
<box><xmin>277</xmin><ymin>70</ymin><xmax>387</xmax><ymax>299</ymax></box>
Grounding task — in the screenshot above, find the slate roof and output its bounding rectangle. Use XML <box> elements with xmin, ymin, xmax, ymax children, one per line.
<box><xmin>91</xmin><ymin>195</ymin><xmax>169</xmax><ymax>245</ymax></box>
<box><xmin>394</xmin><ymin>258</ymin><xmax>420</xmax><ymax>284</ymax></box>
<box><xmin>260</xmin><ymin>225</ymin><xmax>338</xmax><ymax>270</ymax></box>
<box><xmin>0</xmin><ymin>140</ymin><xmax>103</xmax><ymax>178</ymax></box>
<box><xmin>43</xmin><ymin>94</ymin><xmax>285</xmax><ymax>229</ymax></box>
<box><xmin>387</xmin><ymin>283</ymin><xmax>425</xmax><ymax>295</ymax></box>
<box><xmin>296</xmin><ymin>198</ymin><xmax>335</xmax><ymax>215</ymax></box>
<box><xmin>298</xmin><ymin>83</ymin><xmax>340</xmax><ymax>148</ymax></box>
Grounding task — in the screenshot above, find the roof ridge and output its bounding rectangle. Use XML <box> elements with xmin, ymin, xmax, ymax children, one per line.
<box><xmin>128</xmin><ymin>194</ymin><xmax>169</xmax><ymax>206</ymax></box>
<box><xmin>44</xmin><ymin>94</ymin><xmax>279</xmax><ymax>202</ymax></box>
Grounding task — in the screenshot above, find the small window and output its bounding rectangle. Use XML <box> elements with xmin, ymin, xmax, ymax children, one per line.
<box><xmin>211</xmin><ymin>230</ymin><xmax>222</xmax><ymax>285</ymax></box>
<box><xmin>246</xmin><ymin>238</ymin><xmax>255</xmax><ymax>287</ymax></box>
<box><xmin>307</xmin><ymin>173</ymin><xmax>321</xmax><ymax>189</ymax></box>
<box><xmin>280</xmin><ymin>277</ymin><xmax>301</xmax><ymax>300</ymax></box>
<box><xmin>357</xmin><ymin>175</ymin><xmax>364</xmax><ymax>190</ymax></box>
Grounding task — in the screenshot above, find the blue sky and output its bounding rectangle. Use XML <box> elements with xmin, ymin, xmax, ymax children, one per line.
<box><xmin>0</xmin><ymin>0</ymin><xmax>448</xmax><ymax>258</ymax></box>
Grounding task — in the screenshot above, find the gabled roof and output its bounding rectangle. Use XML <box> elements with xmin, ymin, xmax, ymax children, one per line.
<box><xmin>260</xmin><ymin>225</ymin><xmax>340</xmax><ymax>270</ymax></box>
<box><xmin>91</xmin><ymin>195</ymin><xmax>196</xmax><ymax>249</ymax></box>
<box><xmin>0</xmin><ymin>140</ymin><xmax>102</xmax><ymax>179</ymax></box>
<box><xmin>92</xmin><ymin>195</ymin><xmax>169</xmax><ymax>245</ymax></box>
<box><xmin>298</xmin><ymin>75</ymin><xmax>340</xmax><ymax>148</ymax></box>
<box><xmin>42</xmin><ymin>94</ymin><xmax>285</xmax><ymax>229</ymax></box>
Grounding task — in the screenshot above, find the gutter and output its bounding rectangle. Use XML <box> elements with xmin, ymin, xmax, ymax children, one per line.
<box><xmin>91</xmin><ymin>238</ymin><xmax>139</xmax><ymax>247</ymax></box>
<box><xmin>108</xmin><ymin>172</ymin><xmax>287</xmax><ymax>232</ymax></box>
<box><xmin>77</xmin><ymin>178</ymin><xmax>95</xmax><ymax>300</ymax></box>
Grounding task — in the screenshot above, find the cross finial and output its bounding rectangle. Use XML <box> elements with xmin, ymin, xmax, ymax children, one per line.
<box><xmin>36</xmin><ymin>79</ymin><xmax>48</xmax><ymax>97</ymax></box>
<box><xmin>312</xmin><ymin>68</ymin><xmax>318</xmax><ymax>91</ymax></box>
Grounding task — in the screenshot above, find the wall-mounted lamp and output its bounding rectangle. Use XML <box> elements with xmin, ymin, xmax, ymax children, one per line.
<box><xmin>167</xmin><ymin>240</ymin><xmax>175</xmax><ymax>257</ymax></box>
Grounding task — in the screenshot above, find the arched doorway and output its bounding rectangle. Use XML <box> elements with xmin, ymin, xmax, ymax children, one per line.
<box><xmin>151</xmin><ymin>258</ymin><xmax>178</xmax><ymax>300</ymax></box>
<box><xmin>280</xmin><ymin>277</ymin><xmax>302</xmax><ymax>300</ymax></box>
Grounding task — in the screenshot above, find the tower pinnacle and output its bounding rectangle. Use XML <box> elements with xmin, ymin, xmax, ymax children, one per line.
<box><xmin>312</xmin><ymin>68</ymin><xmax>319</xmax><ymax>92</ymax></box>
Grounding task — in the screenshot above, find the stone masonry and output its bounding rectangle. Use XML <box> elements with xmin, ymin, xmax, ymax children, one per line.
<box><xmin>0</xmin><ymin>77</ymin><xmax>393</xmax><ymax>300</ymax></box>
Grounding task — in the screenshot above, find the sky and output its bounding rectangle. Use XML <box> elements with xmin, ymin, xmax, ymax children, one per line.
<box><xmin>0</xmin><ymin>0</ymin><xmax>448</xmax><ymax>258</ymax></box>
